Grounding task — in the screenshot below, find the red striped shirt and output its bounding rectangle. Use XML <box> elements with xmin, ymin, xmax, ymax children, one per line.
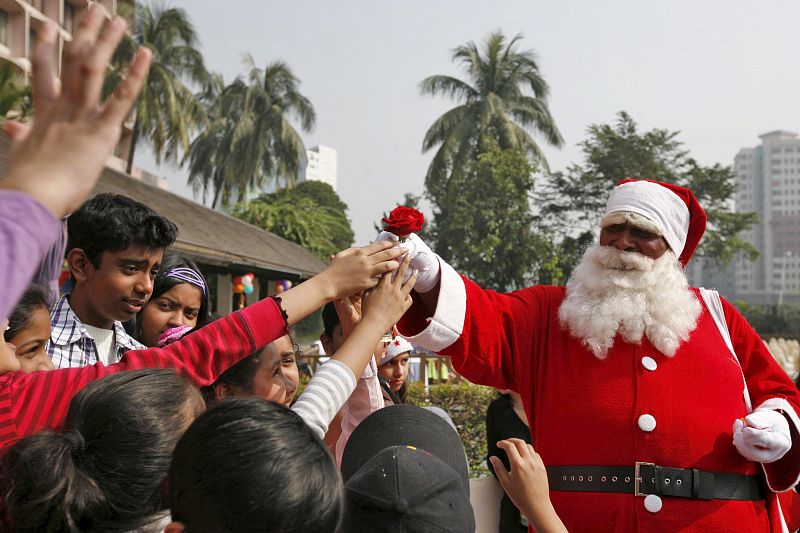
<box><xmin>0</xmin><ymin>297</ymin><xmax>285</xmax><ymax>449</ymax></box>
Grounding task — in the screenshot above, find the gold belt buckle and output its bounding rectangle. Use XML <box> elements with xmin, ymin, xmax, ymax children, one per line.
<box><xmin>635</xmin><ymin>462</ymin><xmax>655</xmax><ymax>497</ymax></box>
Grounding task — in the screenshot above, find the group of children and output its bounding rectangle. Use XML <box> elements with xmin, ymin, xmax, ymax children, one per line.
<box><xmin>0</xmin><ymin>7</ymin><xmax>567</xmax><ymax>533</ymax></box>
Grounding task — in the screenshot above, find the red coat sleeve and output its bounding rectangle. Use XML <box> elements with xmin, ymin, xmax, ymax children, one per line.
<box><xmin>722</xmin><ymin>297</ymin><xmax>800</xmax><ymax>492</ymax></box>
<box><xmin>5</xmin><ymin>297</ymin><xmax>285</xmax><ymax>444</ymax></box>
<box><xmin>397</xmin><ymin>259</ymin><xmax>552</xmax><ymax>393</ymax></box>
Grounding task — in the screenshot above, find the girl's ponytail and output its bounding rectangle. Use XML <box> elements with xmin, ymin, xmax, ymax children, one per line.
<box><xmin>0</xmin><ymin>430</ymin><xmax>107</xmax><ymax>532</ymax></box>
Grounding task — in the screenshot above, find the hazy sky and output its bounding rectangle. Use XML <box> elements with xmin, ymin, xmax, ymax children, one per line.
<box><xmin>138</xmin><ymin>0</ymin><xmax>800</xmax><ymax>245</ymax></box>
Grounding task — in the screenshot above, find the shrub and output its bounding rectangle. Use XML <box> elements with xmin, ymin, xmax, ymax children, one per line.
<box><xmin>407</xmin><ymin>381</ymin><xmax>497</xmax><ymax>477</ymax></box>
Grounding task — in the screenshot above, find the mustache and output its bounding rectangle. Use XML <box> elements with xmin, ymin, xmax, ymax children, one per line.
<box><xmin>592</xmin><ymin>246</ymin><xmax>656</xmax><ymax>272</ymax></box>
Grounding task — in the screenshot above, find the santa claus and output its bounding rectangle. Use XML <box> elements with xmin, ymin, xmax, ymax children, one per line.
<box><xmin>380</xmin><ymin>179</ymin><xmax>800</xmax><ymax>532</ymax></box>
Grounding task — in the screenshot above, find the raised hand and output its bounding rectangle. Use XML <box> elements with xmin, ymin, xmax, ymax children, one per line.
<box><xmin>375</xmin><ymin>231</ymin><xmax>440</xmax><ymax>293</ymax></box>
<box><xmin>489</xmin><ymin>439</ymin><xmax>567</xmax><ymax>533</ymax></box>
<box><xmin>360</xmin><ymin>254</ymin><xmax>416</xmax><ymax>333</ymax></box>
<box><xmin>320</xmin><ymin>241</ymin><xmax>404</xmax><ymax>301</ymax></box>
<box><xmin>0</xmin><ymin>7</ymin><xmax>152</xmax><ymax>217</ymax></box>
<box><xmin>333</xmin><ymin>294</ymin><xmax>363</xmax><ymax>338</ymax></box>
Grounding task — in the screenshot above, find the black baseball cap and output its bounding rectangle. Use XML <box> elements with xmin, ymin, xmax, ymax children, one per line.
<box><xmin>341</xmin><ymin>405</ymin><xmax>474</xmax><ymax>533</ymax></box>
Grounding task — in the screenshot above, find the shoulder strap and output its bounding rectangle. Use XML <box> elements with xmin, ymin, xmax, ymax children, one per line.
<box><xmin>698</xmin><ymin>288</ymin><xmax>753</xmax><ymax>413</ymax></box>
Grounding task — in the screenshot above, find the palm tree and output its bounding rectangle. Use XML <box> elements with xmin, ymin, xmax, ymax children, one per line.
<box><xmin>108</xmin><ymin>2</ymin><xmax>209</xmax><ymax>173</ymax></box>
<box><xmin>187</xmin><ymin>73</ymin><xmax>248</xmax><ymax>208</ymax></box>
<box><xmin>420</xmin><ymin>31</ymin><xmax>563</xmax><ymax>198</ymax></box>
<box><xmin>226</xmin><ymin>55</ymin><xmax>316</xmax><ymax>198</ymax></box>
<box><xmin>187</xmin><ymin>56</ymin><xmax>315</xmax><ymax>207</ymax></box>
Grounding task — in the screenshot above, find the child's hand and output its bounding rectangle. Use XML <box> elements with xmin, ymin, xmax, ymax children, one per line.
<box><xmin>489</xmin><ymin>439</ymin><xmax>567</xmax><ymax>533</ymax></box>
<box><xmin>321</xmin><ymin>241</ymin><xmax>404</xmax><ymax>301</ymax></box>
<box><xmin>360</xmin><ymin>255</ymin><xmax>417</xmax><ymax>333</ymax></box>
<box><xmin>333</xmin><ymin>294</ymin><xmax>363</xmax><ymax>337</ymax></box>
<box><xmin>0</xmin><ymin>8</ymin><xmax>152</xmax><ymax>217</ymax></box>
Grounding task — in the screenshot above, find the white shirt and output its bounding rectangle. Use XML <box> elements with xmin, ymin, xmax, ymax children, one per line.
<box><xmin>82</xmin><ymin>323</ymin><xmax>116</xmax><ymax>365</ymax></box>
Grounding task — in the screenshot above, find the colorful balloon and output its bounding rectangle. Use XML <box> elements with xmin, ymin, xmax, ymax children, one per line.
<box><xmin>243</xmin><ymin>284</ymin><xmax>255</xmax><ymax>295</ymax></box>
<box><xmin>233</xmin><ymin>283</ymin><xmax>245</xmax><ymax>294</ymax></box>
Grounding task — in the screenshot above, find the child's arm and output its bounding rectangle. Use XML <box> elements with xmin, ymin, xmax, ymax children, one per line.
<box><xmin>293</xmin><ymin>257</ymin><xmax>416</xmax><ymax>438</ymax></box>
<box><xmin>489</xmin><ymin>439</ymin><xmax>568</xmax><ymax>533</ymax></box>
<box><xmin>4</xmin><ymin>244</ymin><xmax>402</xmax><ymax>444</ymax></box>
<box><xmin>333</xmin><ymin>295</ymin><xmax>386</xmax><ymax>465</ymax></box>
<box><xmin>277</xmin><ymin>241</ymin><xmax>403</xmax><ymax>324</ymax></box>
<box><xmin>0</xmin><ymin>11</ymin><xmax>150</xmax><ymax>321</ymax></box>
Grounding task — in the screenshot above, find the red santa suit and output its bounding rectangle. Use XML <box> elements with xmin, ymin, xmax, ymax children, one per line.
<box><xmin>396</xmin><ymin>181</ymin><xmax>800</xmax><ymax>532</ymax></box>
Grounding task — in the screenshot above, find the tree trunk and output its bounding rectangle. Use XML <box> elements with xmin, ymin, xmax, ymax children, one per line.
<box><xmin>125</xmin><ymin>117</ymin><xmax>140</xmax><ymax>175</ymax></box>
<box><xmin>211</xmin><ymin>186</ymin><xmax>221</xmax><ymax>210</ymax></box>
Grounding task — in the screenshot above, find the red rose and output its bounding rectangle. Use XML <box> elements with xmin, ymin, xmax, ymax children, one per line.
<box><xmin>382</xmin><ymin>206</ymin><xmax>424</xmax><ymax>236</ymax></box>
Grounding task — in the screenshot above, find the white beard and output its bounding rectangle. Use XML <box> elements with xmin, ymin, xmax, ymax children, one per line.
<box><xmin>558</xmin><ymin>244</ymin><xmax>702</xmax><ymax>359</ymax></box>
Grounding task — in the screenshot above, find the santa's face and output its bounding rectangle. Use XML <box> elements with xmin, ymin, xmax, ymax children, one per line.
<box><xmin>599</xmin><ymin>221</ymin><xmax>669</xmax><ymax>260</ymax></box>
<box><xmin>558</xmin><ymin>243</ymin><xmax>701</xmax><ymax>359</ymax></box>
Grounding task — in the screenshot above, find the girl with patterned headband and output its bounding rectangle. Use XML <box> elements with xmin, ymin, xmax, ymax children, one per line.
<box><xmin>133</xmin><ymin>256</ymin><xmax>212</xmax><ymax>348</ymax></box>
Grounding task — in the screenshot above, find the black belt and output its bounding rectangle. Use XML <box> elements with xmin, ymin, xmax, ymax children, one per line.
<box><xmin>547</xmin><ymin>463</ymin><xmax>763</xmax><ymax>501</ymax></box>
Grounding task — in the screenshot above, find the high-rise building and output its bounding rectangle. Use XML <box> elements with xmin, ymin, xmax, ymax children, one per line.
<box><xmin>733</xmin><ymin>131</ymin><xmax>800</xmax><ymax>304</ymax></box>
<box><xmin>300</xmin><ymin>145</ymin><xmax>337</xmax><ymax>191</ymax></box>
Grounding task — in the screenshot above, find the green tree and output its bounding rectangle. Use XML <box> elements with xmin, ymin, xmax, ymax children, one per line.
<box><xmin>540</xmin><ymin>111</ymin><xmax>758</xmax><ymax>268</ymax></box>
<box><xmin>266</xmin><ymin>181</ymin><xmax>354</xmax><ymax>252</ymax></box>
<box><xmin>0</xmin><ymin>62</ymin><xmax>32</xmax><ymax>120</ymax></box>
<box><xmin>108</xmin><ymin>1</ymin><xmax>209</xmax><ymax>173</ymax></box>
<box><xmin>232</xmin><ymin>188</ymin><xmax>353</xmax><ymax>261</ymax></box>
<box><xmin>420</xmin><ymin>31</ymin><xmax>563</xmax><ymax>207</ymax></box>
<box><xmin>432</xmin><ymin>142</ymin><xmax>541</xmax><ymax>291</ymax></box>
<box><xmin>283</xmin><ymin>180</ymin><xmax>348</xmax><ymax>213</ymax></box>
<box><xmin>224</xmin><ymin>55</ymin><xmax>316</xmax><ymax>203</ymax></box>
<box><xmin>186</xmin><ymin>73</ymin><xmax>242</xmax><ymax>207</ymax></box>
<box><xmin>188</xmin><ymin>56</ymin><xmax>315</xmax><ymax>207</ymax></box>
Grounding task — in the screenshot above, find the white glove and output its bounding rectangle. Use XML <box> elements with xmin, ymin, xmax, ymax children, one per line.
<box><xmin>375</xmin><ymin>231</ymin><xmax>440</xmax><ymax>293</ymax></box>
<box><xmin>732</xmin><ymin>409</ymin><xmax>791</xmax><ymax>463</ymax></box>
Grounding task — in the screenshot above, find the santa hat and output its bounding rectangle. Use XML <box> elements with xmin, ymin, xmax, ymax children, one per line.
<box><xmin>379</xmin><ymin>336</ymin><xmax>413</xmax><ymax>366</ymax></box>
<box><xmin>602</xmin><ymin>179</ymin><xmax>706</xmax><ymax>266</ymax></box>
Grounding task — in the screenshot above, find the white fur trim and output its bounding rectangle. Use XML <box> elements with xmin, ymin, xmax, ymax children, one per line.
<box><xmin>379</xmin><ymin>337</ymin><xmax>413</xmax><ymax>366</ymax></box>
<box><xmin>606</xmin><ymin>181</ymin><xmax>690</xmax><ymax>256</ymax></box>
<box><xmin>399</xmin><ymin>257</ymin><xmax>465</xmax><ymax>352</ymax></box>
<box><xmin>755</xmin><ymin>398</ymin><xmax>800</xmax><ymax>494</ymax></box>
<box><xmin>600</xmin><ymin>211</ymin><xmax>663</xmax><ymax>235</ymax></box>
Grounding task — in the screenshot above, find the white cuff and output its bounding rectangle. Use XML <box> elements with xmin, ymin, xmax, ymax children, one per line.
<box><xmin>400</xmin><ymin>256</ymin><xmax>466</xmax><ymax>352</ymax></box>
<box><xmin>756</xmin><ymin>397</ymin><xmax>800</xmax><ymax>493</ymax></box>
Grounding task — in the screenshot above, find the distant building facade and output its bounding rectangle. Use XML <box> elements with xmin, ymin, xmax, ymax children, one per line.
<box><xmin>300</xmin><ymin>145</ymin><xmax>337</xmax><ymax>191</ymax></box>
<box><xmin>734</xmin><ymin>130</ymin><xmax>800</xmax><ymax>304</ymax></box>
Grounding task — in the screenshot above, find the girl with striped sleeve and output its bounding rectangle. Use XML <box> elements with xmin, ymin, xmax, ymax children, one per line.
<box><xmin>0</xmin><ymin>241</ymin><xmax>403</xmax><ymax>450</ymax></box>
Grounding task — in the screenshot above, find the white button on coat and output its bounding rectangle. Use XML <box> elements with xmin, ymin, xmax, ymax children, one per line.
<box><xmin>638</xmin><ymin>414</ymin><xmax>657</xmax><ymax>432</ymax></box>
<box><xmin>641</xmin><ymin>356</ymin><xmax>657</xmax><ymax>371</ymax></box>
<box><xmin>644</xmin><ymin>494</ymin><xmax>663</xmax><ymax>513</ymax></box>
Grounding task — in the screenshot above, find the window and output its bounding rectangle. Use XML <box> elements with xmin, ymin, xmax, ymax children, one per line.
<box><xmin>0</xmin><ymin>10</ymin><xmax>7</xmax><ymax>46</ymax></box>
<box><xmin>28</xmin><ymin>27</ymin><xmax>36</xmax><ymax>56</ymax></box>
<box><xmin>64</xmin><ymin>2</ymin><xmax>75</xmax><ymax>34</ymax></box>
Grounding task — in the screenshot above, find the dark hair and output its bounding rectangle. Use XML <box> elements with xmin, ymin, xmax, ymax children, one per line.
<box><xmin>379</xmin><ymin>377</ymin><xmax>407</xmax><ymax>404</ymax></box>
<box><xmin>4</xmin><ymin>283</ymin><xmax>51</xmax><ymax>341</ymax></box>
<box><xmin>322</xmin><ymin>301</ymin><xmax>340</xmax><ymax>338</ymax></box>
<box><xmin>129</xmin><ymin>256</ymin><xmax>211</xmax><ymax>341</ymax></box>
<box><xmin>169</xmin><ymin>398</ymin><xmax>344</xmax><ymax>533</ymax></box>
<box><xmin>201</xmin><ymin>332</ymin><xmax>298</xmax><ymax>403</ymax></box>
<box><xmin>67</xmin><ymin>193</ymin><xmax>178</xmax><ymax>268</ymax></box>
<box><xmin>0</xmin><ymin>369</ymin><xmax>203</xmax><ymax>532</ymax></box>
<box><xmin>201</xmin><ymin>353</ymin><xmax>260</xmax><ymax>403</ymax></box>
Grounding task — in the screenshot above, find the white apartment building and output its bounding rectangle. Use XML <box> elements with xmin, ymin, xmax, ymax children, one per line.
<box><xmin>300</xmin><ymin>145</ymin><xmax>337</xmax><ymax>191</ymax></box>
<box><xmin>734</xmin><ymin>130</ymin><xmax>800</xmax><ymax>304</ymax></box>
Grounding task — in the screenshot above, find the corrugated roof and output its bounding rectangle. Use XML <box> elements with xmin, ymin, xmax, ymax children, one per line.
<box><xmin>93</xmin><ymin>168</ymin><xmax>326</xmax><ymax>279</ymax></box>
